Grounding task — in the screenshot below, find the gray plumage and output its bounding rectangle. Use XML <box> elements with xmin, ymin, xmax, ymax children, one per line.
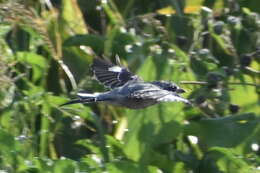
<box><xmin>61</xmin><ymin>58</ymin><xmax>190</xmax><ymax>109</ymax></box>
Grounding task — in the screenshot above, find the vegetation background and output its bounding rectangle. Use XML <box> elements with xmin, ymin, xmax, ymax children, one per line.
<box><xmin>0</xmin><ymin>0</ymin><xmax>259</xmax><ymax>172</ymax></box>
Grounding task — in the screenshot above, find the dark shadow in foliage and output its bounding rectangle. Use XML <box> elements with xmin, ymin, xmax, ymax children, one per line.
<box><xmin>62</xmin><ymin>47</ymin><xmax>92</xmax><ymax>82</ymax></box>
<box><xmin>63</xmin><ymin>34</ymin><xmax>105</xmax><ymax>55</ymax></box>
<box><xmin>167</xmin><ymin>15</ymin><xmax>194</xmax><ymax>51</ymax></box>
<box><xmin>47</xmin><ymin>60</ymin><xmax>62</xmax><ymax>95</ymax></box>
<box><xmin>196</xmin><ymin>150</ymin><xmax>224</xmax><ymax>173</ymax></box>
<box><xmin>5</xmin><ymin>27</ymin><xmax>30</xmax><ymax>53</ymax></box>
<box><xmin>54</xmin><ymin>116</ymin><xmax>94</xmax><ymax>160</ymax></box>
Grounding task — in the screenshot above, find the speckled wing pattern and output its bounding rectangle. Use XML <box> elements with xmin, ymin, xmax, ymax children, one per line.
<box><xmin>91</xmin><ymin>58</ymin><xmax>141</xmax><ymax>88</ymax></box>
<box><xmin>157</xmin><ymin>93</ymin><xmax>190</xmax><ymax>104</ymax></box>
<box><xmin>130</xmin><ymin>85</ymin><xmax>190</xmax><ymax>104</ymax></box>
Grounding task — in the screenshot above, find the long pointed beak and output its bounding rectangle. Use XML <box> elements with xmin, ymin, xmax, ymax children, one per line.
<box><xmin>176</xmin><ymin>88</ymin><xmax>186</xmax><ymax>93</ymax></box>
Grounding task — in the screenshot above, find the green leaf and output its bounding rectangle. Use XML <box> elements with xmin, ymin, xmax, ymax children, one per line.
<box><xmin>0</xmin><ymin>128</ymin><xmax>15</xmax><ymax>151</ymax></box>
<box><xmin>101</xmin><ymin>0</ymin><xmax>125</xmax><ymax>25</ymax></box>
<box><xmin>110</xmin><ymin>31</ymin><xmax>136</xmax><ymax>57</ymax></box>
<box><xmin>197</xmin><ymin>147</ymin><xmax>254</xmax><ymax>173</ymax></box>
<box><xmin>61</xmin><ymin>0</ymin><xmax>88</xmax><ymax>34</ymax></box>
<box><xmin>106</xmin><ymin>160</ymin><xmax>159</xmax><ymax>173</ymax></box>
<box><xmin>63</xmin><ymin>34</ymin><xmax>105</xmax><ymax>54</ymax></box>
<box><xmin>53</xmin><ymin>159</ymin><xmax>77</xmax><ymax>173</ymax></box>
<box><xmin>17</xmin><ymin>51</ymin><xmax>48</xmax><ymax>82</ymax></box>
<box><xmin>62</xmin><ymin>46</ymin><xmax>92</xmax><ymax>81</ymax></box>
<box><xmin>17</xmin><ymin>51</ymin><xmax>47</xmax><ymax>70</ymax></box>
<box><xmin>229</xmin><ymin>76</ymin><xmax>259</xmax><ymax>113</ymax></box>
<box><xmin>238</xmin><ymin>0</ymin><xmax>260</xmax><ymax>13</ymax></box>
<box><xmin>76</xmin><ymin>139</ymin><xmax>102</xmax><ymax>156</ymax></box>
<box><xmin>185</xmin><ymin>113</ymin><xmax>259</xmax><ymax>150</ymax></box>
<box><xmin>210</xmin><ymin>33</ymin><xmax>236</xmax><ymax>67</ymax></box>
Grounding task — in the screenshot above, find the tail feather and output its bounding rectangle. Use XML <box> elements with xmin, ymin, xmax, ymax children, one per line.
<box><xmin>77</xmin><ymin>92</ymin><xmax>99</xmax><ymax>99</ymax></box>
<box><xmin>60</xmin><ymin>92</ymin><xmax>98</xmax><ymax>107</ymax></box>
<box><xmin>60</xmin><ymin>99</ymin><xmax>84</xmax><ymax>106</ymax></box>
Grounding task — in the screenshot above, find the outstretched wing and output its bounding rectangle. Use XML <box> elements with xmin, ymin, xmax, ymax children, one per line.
<box><xmin>129</xmin><ymin>83</ymin><xmax>190</xmax><ymax>104</ymax></box>
<box><xmin>91</xmin><ymin>58</ymin><xmax>141</xmax><ymax>88</ymax></box>
<box><xmin>157</xmin><ymin>93</ymin><xmax>190</xmax><ymax>104</ymax></box>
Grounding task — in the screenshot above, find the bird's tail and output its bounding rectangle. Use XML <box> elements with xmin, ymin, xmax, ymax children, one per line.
<box><xmin>60</xmin><ymin>92</ymin><xmax>99</xmax><ymax>106</ymax></box>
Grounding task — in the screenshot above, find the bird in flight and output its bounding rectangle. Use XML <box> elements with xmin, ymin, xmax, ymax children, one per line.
<box><xmin>61</xmin><ymin>58</ymin><xmax>190</xmax><ymax>109</ymax></box>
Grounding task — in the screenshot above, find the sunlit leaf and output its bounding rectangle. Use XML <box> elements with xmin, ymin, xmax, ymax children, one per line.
<box><xmin>53</xmin><ymin>159</ymin><xmax>77</xmax><ymax>173</ymax></box>
<box><xmin>16</xmin><ymin>51</ymin><xmax>48</xmax><ymax>82</ymax></box>
<box><xmin>61</xmin><ymin>0</ymin><xmax>88</xmax><ymax>34</ymax></box>
<box><xmin>157</xmin><ymin>5</ymin><xmax>202</xmax><ymax>15</ymax></box>
<box><xmin>106</xmin><ymin>160</ymin><xmax>159</xmax><ymax>173</ymax></box>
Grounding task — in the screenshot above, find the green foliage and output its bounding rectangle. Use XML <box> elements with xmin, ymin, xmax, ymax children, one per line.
<box><xmin>0</xmin><ymin>0</ymin><xmax>259</xmax><ymax>172</ymax></box>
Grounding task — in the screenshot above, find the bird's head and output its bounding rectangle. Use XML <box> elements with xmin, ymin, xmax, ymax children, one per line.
<box><xmin>152</xmin><ymin>81</ymin><xmax>186</xmax><ymax>93</ymax></box>
<box><xmin>165</xmin><ymin>82</ymin><xmax>185</xmax><ymax>93</ymax></box>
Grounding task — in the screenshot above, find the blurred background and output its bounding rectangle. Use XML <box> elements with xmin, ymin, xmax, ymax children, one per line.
<box><xmin>0</xmin><ymin>0</ymin><xmax>259</xmax><ymax>172</ymax></box>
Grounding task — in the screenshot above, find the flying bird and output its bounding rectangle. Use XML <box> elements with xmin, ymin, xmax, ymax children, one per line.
<box><xmin>61</xmin><ymin>58</ymin><xmax>190</xmax><ymax>109</ymax></box>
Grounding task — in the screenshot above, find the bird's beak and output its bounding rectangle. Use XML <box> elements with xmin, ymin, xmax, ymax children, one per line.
<box><xmin>176</xmin><ymin>88</ymin><xmax>186</xmax><ymax>93</ymax></box>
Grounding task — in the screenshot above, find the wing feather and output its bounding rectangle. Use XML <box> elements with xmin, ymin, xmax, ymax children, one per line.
<box><xmin>130</xmin><ymin>85</ymin><xmax>190</xmax><ymax>104</ymax></box>
<box><xmin>91</xmin><ymin>58</ymin><xmax>141</xmax><ymax>88</ymax></box>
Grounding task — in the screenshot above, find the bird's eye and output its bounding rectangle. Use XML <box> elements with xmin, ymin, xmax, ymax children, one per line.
<box><xmin>172</xmin><ymin>86</ymin><xmax>177</xmax><ymax>91</ymax></box>
<box><xmin>168</xmin><ymin>86</ymin><xmax>177</xmax><ymax>91</ymax></box>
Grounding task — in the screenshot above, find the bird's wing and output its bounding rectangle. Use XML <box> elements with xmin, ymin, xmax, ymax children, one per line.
<box><xmin>129</xmin><ymin>84</ymin><xmax>168</xmax><ymax>99</ymax></box>
<box><xmin>91</xmin><ymin>58</ymin><xmax>141</xmax><ymax>88</ymax></box>
<box><xmin>157</xmin><ymin>93</ymin><xmax>190</xmax><ymax>104</ymax></box>
<box><xmin>131</xmin><ymin>86</ymin><xmax>190</xmax><ymax>104</ymax></box>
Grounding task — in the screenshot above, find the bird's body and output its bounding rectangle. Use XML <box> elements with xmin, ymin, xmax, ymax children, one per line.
<box><xmin>62</xmin><ymin>58</ymin><xmax>190</xmax><ymax>109</ymax></box>
<box><xmin>77</xmin><ymin>81</ymin><xmax>157</xmax><ymax>109</ymax></box>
